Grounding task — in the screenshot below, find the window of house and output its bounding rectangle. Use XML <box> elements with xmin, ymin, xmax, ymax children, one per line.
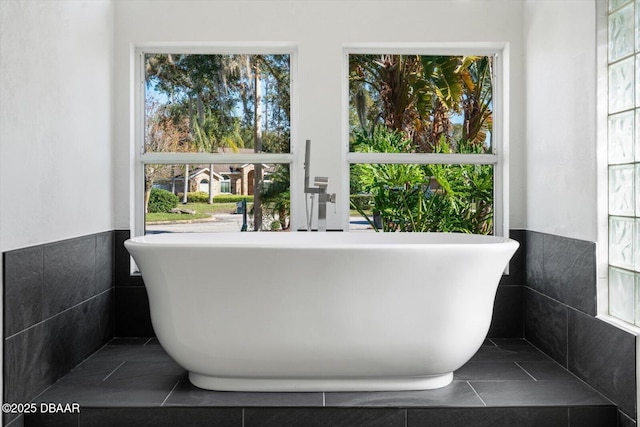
<box><xmin>220</xmin><ymin>175</ymin><xmax>231</xmax><ymax>194</ymax></box>
<box><xmin>136</xmin><ymin>48</ymin><xmax>294</xmax><ymax>234</ymax></box>
<box><xmin>345</xmin><ymin>51</ymin><xmax>506</xmax><ymax>236</ymax></box>
<box><xmin>607</xmin><ymin>0</ymin><xmax>640</xmax><ymax>325</ymax></box>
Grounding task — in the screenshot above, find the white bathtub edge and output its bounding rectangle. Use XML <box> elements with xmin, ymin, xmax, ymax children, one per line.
<box><xmin>188</xmin><ymin>372</ymin><xmax>454</xmax><ymax>392</ymax></box>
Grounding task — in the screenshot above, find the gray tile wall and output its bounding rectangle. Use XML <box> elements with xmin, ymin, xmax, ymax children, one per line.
<box><xmin>489</xmin><ymin>229</ymin><xmax>525</xmax><ymax>338</ymax></box>
<box><xmin>114</xmin><ymin>230</ymin><xmax>153</xmax><ymax>337</ymax></box>
<box><xmin>524</xmin><ymin>230</ymin><xmax>637</xmax><ymax>424</ymax></box>
<box><xmin>3</xmin><ymin>232</ymin><xmax>114</xmax><ymax>426</ymax></box>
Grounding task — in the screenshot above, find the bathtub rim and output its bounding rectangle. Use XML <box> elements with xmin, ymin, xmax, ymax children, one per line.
<box><xmin>126</xmin><ymin>231</ymin><xmax>519</xmax><ymax>251</ymax></box>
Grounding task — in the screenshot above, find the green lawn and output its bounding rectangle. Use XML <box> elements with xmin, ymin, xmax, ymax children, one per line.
<box><xmin>146</xmin><ymin>202</ymin><xmax>252</xmax><ymax>223</ymax></box>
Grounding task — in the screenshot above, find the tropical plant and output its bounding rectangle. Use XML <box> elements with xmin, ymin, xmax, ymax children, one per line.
<box><xmin>427</xmin><ymin>137</ymin><xmax>493</xmax><ymax>234</ymax></box>
<box><xmin>349</xmin><ymin>54</ymin><xmax>423</xmax><ymax>141</ymax></box>
<box><xmin>259</xmin><ymin>165</ymin><xmax>291</xmax><ymax>231</ymax></box>
<box><xmin>349</xmin><ymin>54</ymin><xmax>493</xmax><ymax>153</ymax></box>
<box><xmin>350</xmin><ymin>127</ymin><xmax>430</xmax><ymax>231</ymax></box>
<box><xmin>458</xmin><ymin>56</ymin><xmax>493</xmax><ymax>147</ymax></box>
<box><xmin>350</xmin><ymin>127</ymin><xmax>493</xmax><ymax>234</ymax></box>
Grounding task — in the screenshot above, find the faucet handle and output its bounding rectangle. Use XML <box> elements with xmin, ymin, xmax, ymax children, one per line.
<box><xmin>314</xmin><ymin>176</ymin><xmax>329</xmax><ymax>188</ymax></box>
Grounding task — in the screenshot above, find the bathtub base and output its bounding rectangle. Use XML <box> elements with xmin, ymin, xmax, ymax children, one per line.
<box><xmin>188</xmin><ymin>372</ymin><xmax>454</xmax><ymax>392</ymax></box>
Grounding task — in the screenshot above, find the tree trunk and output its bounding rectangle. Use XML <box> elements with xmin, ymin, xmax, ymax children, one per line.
<box><xmin>183</xmin><ymin>164</ymin><xmax>189</xmax><ymax>204</ymax></box>
<box><xmin>144</xmin><ymin>182</ymin><xmax>152</xmax><ymax>214</ymax></box>
<box><xmin>253</xmin><ymin>59</ymin><xmax>263</xmax><ymax>231</ymax></box>
<box><xmin>208</xmin><ymin>164</ymin><xmax>214</xmax><ymax>204</ymax></box>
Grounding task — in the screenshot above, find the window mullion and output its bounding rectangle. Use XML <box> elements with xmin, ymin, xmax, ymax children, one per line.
<box><xmin>141</xmin><ymin>153</ymin><xmax>294</xmax><ymax>165</ymax></box>
<box><xmin>346</xmin><ymin>152</ymin><xmax>498</xmax><ymax>165</ymax></box>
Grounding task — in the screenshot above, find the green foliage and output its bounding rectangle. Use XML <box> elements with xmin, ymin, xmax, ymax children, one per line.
<box><xmin>347</xmin><ymin>53</ymin><xmax>495</xmax><ymax>234</ymax></box>
<box><xmin>145</xmin><ymin>53</ymin><xmax>290</xmax><ymax>155</ymax></box>
<box><xmin>350</xmin><ymin>194</ymin><xmax>372</xmax><ymax>212</ymax></box>
<box><xmin>349</xmin><ymin>127</ymin><xmax>493</xmax><ymax>234</ymax></box>
<box><xmin>148</xmin><ymin>188</ymin><xmax>179</xmax><ymax>213</ymax></box>
<box><xmin>420</xmin><ymin>56</ymin><xmax>465</xmax><ymax>111</ymax></box>
<box><xmin>260</xmin><ymin>165</ymin><xmax>290</xmax><ymax>230</ymax></box>
<box><xmin>212</xmin><ymin>194</ymin><xmax>252</xmax><ymax>203</ymax></box>
<box><xmin>177</xmin><ymin>193</ymin><xmax>251</xmax><ymax>203</ymax></box>
<box><xmin>427</xmin><ymin>163</ymin><xmax>493</xmax><ymax>234</ymax></box>
<box><xmin>350</xmin><ymin>127</ymin><xmax>429</xmax><ymax>231</ymax></box>
<box><xmin>351</xmin><ymin>124</ymin><xmax>413</xmax><ymax>154</ymax></box>
<box><xmin>349</xmin><ymin>54</ymin><xmax>493</xmax><ymax>152</ymax></box>
<box><xmin>186</xmin><ymin>191</ymin><xmax>210</xmax><ymax>203</ymax></box>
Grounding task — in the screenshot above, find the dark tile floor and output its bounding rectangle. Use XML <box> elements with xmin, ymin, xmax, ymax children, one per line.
<box><xmin>19</xmin><ymin>338</ymin><xmax>616</xmax><ymax>427</ymax></box>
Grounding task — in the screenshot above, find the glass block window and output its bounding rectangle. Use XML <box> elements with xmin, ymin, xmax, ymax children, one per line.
<box><xmin>608</xmin><ymin>0</ymin><xmax>640</xmax><ymax>326</ymax></box>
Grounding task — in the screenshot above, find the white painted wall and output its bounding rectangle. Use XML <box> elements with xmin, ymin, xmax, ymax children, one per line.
<box><xmin>0</xmin><ymin>0</ymin><xmax>598</xmax><ymax>246</ymax></box>
<box><xmin>112</xmin><ymin>0</ymin><xmax>527</xmax><ymax>232</ymax></box>
<box><xmin>0</xmin><ymin>0</ymin><xmax>114</xmax><ymax>252</ymax></box>
<box><xmin>524</xmin><ymin>0</ymin><xmax>597</xmax><ymax>242</ymax></box>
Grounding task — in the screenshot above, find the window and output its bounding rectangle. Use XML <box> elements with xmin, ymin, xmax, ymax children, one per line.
<box><xmin>345</xmin><ymin>49</ymin><xmax>506</xmax><ymax>235</ymax></box>
<box><xmin>135</xmin><ymin>47</ymin><xmax>294</xmax><ymax>234</ymax></box>
<box><xmin>220</xmin><ymin>175</ymin><xmax>231</xmax><ymax>194</ymax></box>
<box><xmin>133</xmin><ymin>45</ymin><xmax>508</xmax><ymax>237</ymax></box>
<box><xmin>606</xmin><ymin>0</ymin><xmax>640</xmax><ymax>325</ymax></box>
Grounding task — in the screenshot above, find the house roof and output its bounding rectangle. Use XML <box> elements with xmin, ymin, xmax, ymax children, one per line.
<box><xmin>170</xmin><ymin>148</ymin><xmax>276</xmax><ymax>179</ymax></box>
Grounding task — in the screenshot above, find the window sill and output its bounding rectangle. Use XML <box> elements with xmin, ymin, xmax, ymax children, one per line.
<box><xmin>596</xmin><ymin>313</ymin><xmax>640</xmax><ymax>336</ymax></box>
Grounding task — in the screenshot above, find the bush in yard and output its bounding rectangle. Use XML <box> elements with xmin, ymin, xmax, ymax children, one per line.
<box><xmin>212</xmin><ymin>194</ymin><xmax>252</xmax><ymax>203</ymax></box>
<box><xmin>188</xmin><ymin>191</ymin><xmax>210</xmax><ymax>203</ymax></box>
<box><xmin>148</xmin><ymin>188</ymin><xmax>179</xmax><ymax>213</ymax></box>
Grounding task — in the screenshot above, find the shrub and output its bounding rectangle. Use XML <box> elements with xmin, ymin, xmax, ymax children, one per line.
<box><xmin>212</xmin><ymin>194</ymin><xmax>252</xmax><ymax>203</ymax></box>
<box><xmin>350</xmin><ymin>127</ymin><xmax>493</xmax><ymax>234</ymax></box>
<box><xmin>175</xmin><ymin>193</ymin><xmax>252</xmax><ymax>204</ymax></box>
<box><xmin>188</xmin><ymin>191</ymin><xmax>210</xmax><ymax>203</ymax></box>
<box><xmin>148</xmin><ymin>188</ymin><xmax>179</xmax><ymax>213</ymax></box>
<box><xmin>350</xmin><ymin>194</ymin><xmax>372</xmax><ymax>212</ymax></box>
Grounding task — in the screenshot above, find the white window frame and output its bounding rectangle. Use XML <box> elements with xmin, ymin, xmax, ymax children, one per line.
<box><xmin>341</xmin><ymin>43</ymin><xmax>510</xmax><ymax>237</ymax></box>
<box><xmin>131</xmin><ymin>43</ymin><xmax>298</xmax><ymax>238</ymax></box>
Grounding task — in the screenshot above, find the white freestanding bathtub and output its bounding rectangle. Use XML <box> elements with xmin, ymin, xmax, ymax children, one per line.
<box><xmin>125</xmin><ymin>232</ymin><xmax>518</xmax><ymax>392</ymax></box>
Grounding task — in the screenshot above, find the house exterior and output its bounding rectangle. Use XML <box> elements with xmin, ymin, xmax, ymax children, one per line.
<box><xmin>154</xmin><ymin>163</ymin><xmax>274</xmax><ymax>197</ymax></box>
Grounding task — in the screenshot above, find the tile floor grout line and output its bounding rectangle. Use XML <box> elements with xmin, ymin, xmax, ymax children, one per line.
<box><xmin>514</xmin><ymin>361</ymin><xmax>538</xmax><ymax>381</ymax></box>
<box><xmin>466</xmin><ymin>381</ymin><xmax>487</xmax><ymax>407</ymax></box>
<box><xmin>30</xmin><ymin>383</ymin><xmax>56</xmax><ymax>403</ymax></box>
<box><xmin>75</xmin><ymin>339</ymin><xmax>112</xmax><ymax>369</ymax></box>
<box><xmin>5</xmin><ymin>414</ymin><xmax>23</xmax><ymax>427</ymax></box>
<box><xmin>161</xmin><ymin>380</ymin><xmax>181</xmax><ymax>407</ymax></box>
<box><xmin>102</xmin><ymin>361</ymin><xmax>126</xmax><ymax>382</ymax></box>
<box><xmin>523</xmin><ymin>339</ymin><xmax>618</xmax><ymax>406</ymax></box>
